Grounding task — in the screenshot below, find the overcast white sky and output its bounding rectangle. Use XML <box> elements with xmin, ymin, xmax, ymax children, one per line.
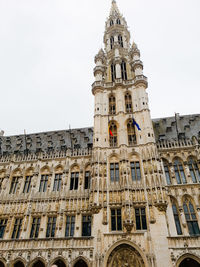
<box><xmin>0</xmin><ymin>0</ymin><xmax>199</xmax><ymax>136</ymax></box>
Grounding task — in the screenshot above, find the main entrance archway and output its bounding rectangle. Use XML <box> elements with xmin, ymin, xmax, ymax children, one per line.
<box><xmin>74</xmin><ymin>259</ymin><xmax>88</xmax><ymax>267</ymax></box>
<box><xmin>179</xmin><ymin>258</ymin><xmax>200</xmax><ymax>267</ymax></box>
<box><xmin>14</xmin><ymin>262</ymin><xmax>25</xmax><ymax>267</ymax></box>
<box><xmin>0</xmin><ymin>262</ymin><xmax>5</xmax><ymax>267</ymax></box>
<box><xmin>107</xmin><ymin>244</ymin><xmax>145</xmax><ymax>267</ymax></box>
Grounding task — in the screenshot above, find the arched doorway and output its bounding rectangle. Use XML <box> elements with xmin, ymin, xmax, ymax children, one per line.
<box><xmin>0</xmin><ymin>262</ymin><xmax>5</xmax><ymax>267</ymax></box>
<box><xmin>74</xmin><ymin>259</ymin><xmax>88</xmax><ymax>267</ymax></box>
<box><xmin>14</xmin><ymin>261</ymin><xmax>25</xmax><ymax>267</ymax></box>
<box><xmin>52</xmin><ymin>259</ymin><xmax>66</xmax><ymax>267</ymax></box>
<box><xmin>32</xmin><ymin>261</ymin><xmax>45</xmax><ymax>267</ymax></box>
<box><xmin>107</xmin><ymin>244</ymin><xmax>145</xmax><ymax>267</ymax></box>
<box><xmin>179</xmin><ymin>258</ymin><xmax>200</xmax><ymax>267</ymax></box>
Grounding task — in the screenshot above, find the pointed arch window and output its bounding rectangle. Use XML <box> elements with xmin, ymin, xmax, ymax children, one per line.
<box><xmin>109</xmin><ymin>94</ymin><xmax>116</xmax><ymax>115</ymax></box>
<box><xmin>110</xmin><ymin>36</ymin><xmax>114</xmax><ymax>49</ymax></box>
<box><xmin>173</xmin><ymin>159</ymin><xmax>186</xmax><ymax>184</ymax></box>
<box><xmin>111</xmin><ymin>63</ymin><xmax>116</xmax><ymax>82</ymax></box>
<box><xmin>125</xmin><ymin>92</ymin><xmax>132</xmax><ymax>113</ymax></box>
<box><xmin>127</xmin><ymin>120</ymin><xmax>136</xmax><ymax>145</ymax></box>
<box><xmin>118</xmin><ymin>35</ymin><xmax>123</xmax><ymax>47</ymax></box>
<box><xmin>183</xmin><ymin>200</ymin><xmax>200</xmax><ymax>236</ymax></box>
<box><xmin>163</xmin><ymin>159</ymin><xmax>171</xmax><ymax>185</ymax></box>
<box><xmin>116</xmin><ymin>18</ymin><xmax>121</xmax><ymax>25</ymax></box>
<box><xmin>172</xmin><ymin>203</ymin><xmax>182</xmax><ymax>235</ymax></box>
<box><xmin>109</xmin><ymin>121</ymin><xmax>117</xmax><ymax>147</ymax></box>
<box><xmin>121</xmin><ymin>61</ymin><xmax>127</xmax><ymax>80</ymax></box>
<box><xmin>188</xmin><ymin>157</ymin><xmax>200</xmax><ymax>183</ymax></box>
<box><xmin>110</xmin><ymin>20</ymin><xmax>114</xmax><ymax>26</ymax></box>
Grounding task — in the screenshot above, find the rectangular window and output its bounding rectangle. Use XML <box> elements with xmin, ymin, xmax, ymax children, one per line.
<box><xmin>0</xmin><ymin>219</ymin><xmax>7</xmax><ymax>238</ymax></box>
<box><xmin>172</xmin><ymin>204</ymin><xmax>182</xmax><ymax>235</ymax></box>
<box><xmin>111</xmin><ymin>209</ymin><xmax>122</xmax><ymax>231</ymax></box>
<box><xmin>23</xmin><ymin>176</ymin><xmax>32</xmax><ymax>193</ymax></box>
<box><xmin>53</xmin><ymin>174</ymin><xmax>62</xmax><ymax>191</ymax></box>
<box><xmin>9</xmin><ymin>177</ymin><xmax>19</xmax><ymax>194</ymax></box>
<box><xmin>65</xmin><ymin>216</ymin><xmax>75</xmax><ymax>237</ymax></box>
<box><xmin>131</xmin><ymin>162</ymin><xmax>141</xmax><ymax>181</ymax></box>
<box><xmin>82</xmin><ymin>215</ymin><xmax>91</xmax><ymax>237</ymax></box>
<box><xmin>11</xmin><ymin>218</ymin><xmax>22</xmax><ymax>239</ymax></box>
<box><xmin>30</xmin><ymin>217</ymin><xmax>41</xmax><ymax>238</ymax></box>
<box><xmin>46</xmin><ymin>217</ymin><xmax>56</xmax><ymax>238</ymax></box>
<box><xmin>135</xmin><ymin>208</ymin><xmax>147</xmax><ymax>230</ymax></box>
<box><xmin>70</xmin><ymin>172</ymin><xmax>79</xmax><ymax>190</ymax></box>
<box><xmin>110</xmin><ymin>163</ymin><xmax>119</xmax><ymax>182</ymax></box>
<box><xmin>39</xmin><ymin>175</ymin><xmax>48</xmax><ymax>192</ymax></box>
<box><xmin>84</xmin><ymin>171</ymin><xmax>90</xmax><ymax>189</ymax></box>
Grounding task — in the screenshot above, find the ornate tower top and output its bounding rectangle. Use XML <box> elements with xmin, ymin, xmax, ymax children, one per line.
<box><xmin>109</xmin><ymin>0</ymin><xmax>121</xmax><ymax>16</ymax></box>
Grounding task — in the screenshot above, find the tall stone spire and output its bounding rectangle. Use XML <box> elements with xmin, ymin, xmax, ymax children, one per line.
<box><xmin>109</xmin><ymin>0</ymin><xmax>121</xmax><ymax>16</ymax></box>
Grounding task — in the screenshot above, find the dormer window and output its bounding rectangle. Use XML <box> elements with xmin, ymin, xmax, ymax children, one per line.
<box><xmin>110</xmin><ymin>36</ymin><xmax>114</xmax><ymax>49</ymax></box>
<box><xmin>110</xmin><ymin>20</ymin><xmax>114</xmax><ymax>26</ymax></box>
<box><xmin>116</xmin><ymin>18</ymin><xmax>121</xmax><ymax>25</ymax></box>
<box><xmin>118</xmin><ymin>35</ymin><xmax>123</xmax><ymax>47</ymax></box>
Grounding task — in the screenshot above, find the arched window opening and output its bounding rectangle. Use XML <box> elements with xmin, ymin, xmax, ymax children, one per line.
<box><xmin>183</xmin><ymin>200</ymin><xmax>200</xmax><ymax>236</ymax></box>
<box><xmin>127</xmin><ymin>120</ymin><xmax>136</xmax><ymax>146</ymax></box>
<box><xmin>173</xmin><ymin>159</ymin><xmax>186</xmax><ymax>184</ymax></box>
<box><xmin>74</xmin><ymin>259</ymin><xmax>88</xmax><ymax>267</ymax></box>
<box><xmin>172</xmin><ymin>203</ymin><xmax>182</xmax><ymax>235</ymax></box>
<box><xmin>110</xmin><ymin>20</ymin><xmax>114</xmax><ymax>26</ymax></box>
<box><xmin>111</xmin><ymin>63</ymin><xmax>116</xmax><ymax>82</ymax></box>
<box><xmin>109</xmin><ymin>122</ymin><xmax>117</xmax><ymax>147</ymax></box>
<box><xmin>53</xmin><ymin>259</ymin><xmax>66</xmax><ymax>267</ymax></box>
<box><xmin>121</xmin><ymin>61</ymin><xmax>127</xmax><ymax>80</ymax></box>
<box><xmin>32</xmin><ymin>260</ymin><xmax>45</xmax><ymax>267</ymax></box>
<box><xmin>118</xmin><ymin>35</ymin><xmax>123</xmax><ymax>47</ymax></box>
<box><xmin>110</xmin><ymin>36</ymin><xmax>114</xmax><ymax>49</ymax></box>
<box><xmin>125</xmin><ymin>93</ymin><xmax>132</xmax><ymax>113</ymax></box>
<box><xmin>14</xmin><ymin>262</ymin><xmax>25</xmax><ymax>267</ymax></box>
<box><xmin>109</xmin><ymin>95</ymin><xmax>116</xmax><ymax>115</ymax></box>
<box><xmin>188</xmin><ymin>157</ymin><xmax>200</xmax><ymax>183</ymax></box>
<box><xmin>116</xmin><ymin>18</ymin><xmax>121</xmax><ymax>24</ymax></box>
<box><xmin>179</xmin><ymin>258</ymin><xmax>200</xmax><ymax>267</ymax></box>
<box><xmin>0</xmin><ymin>262</ymin><xmax>5</xmax><ymax>267</ymax></box>
<box><xmin>163</xmin><ymin>159</ymin><xmax>171</xmax><ymax>185</ymax></box>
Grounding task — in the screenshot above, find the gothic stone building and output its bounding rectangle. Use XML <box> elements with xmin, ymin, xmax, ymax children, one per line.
<box><xmin>0</xmin><ymin>1</ymin><xmax>199</xmax><ymax>267</ymax></box>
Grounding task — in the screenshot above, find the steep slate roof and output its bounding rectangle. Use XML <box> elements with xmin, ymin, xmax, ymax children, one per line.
<box><xmin>0</xmin><ymin>114</ymin><xmax>199</xmax><ymax>155</ymax></box>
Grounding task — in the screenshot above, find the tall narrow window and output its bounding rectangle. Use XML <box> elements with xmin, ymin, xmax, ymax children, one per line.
<box><xmin>127</xmin><ymin>120</ymin><xmax>136</xmax><ymax>145</ymax></box>
<box><xmin>172</xmin><ymin>204</ymin><xmax>182</xmax><ymax>235</ymax></box>
<box><xmin>9</xmin><ymin>177</ymin><xmax>19</xmax><ymax>194</ymax></box>
<box><xmin>70</xmin><ymin>172</ymin><xmax>79</xmax><ymax>190</ymax></box>
<box><xmin>110</xmin><ymin>163</ymin><xmax>119</xmax><ymax>182</ymax></box>
<box><xmin>109</xmin><ymin>121</ymin><xmax>117</xmax><ymax>147</ymax></box>
<box><xmin>65</xmin><ymin>216</ymin><xmax>75</xmax><ymax>237</ymax></box>
<box><xmin>173</xmin><ymin>159</ymin><xmax>186</xmax><ymax>184</ymax></box>
<box><xmin>53</xmin><ymin>174</ymin><xmax>62</xmax><ymax>191</ymax></box>
<box><xmin>111</xmin><ymin>63</ymin><xmax>116</xmax><ymax>82</ymax></box>
<box><xmin>84</xmin><ymin>171</ymin><xmax>90</xmax><ymax>189</ymax></box>
<box><xmin>183</xmin><ymin>200</ymin><xmax>200</xmax><ymax>236</ymax></box>
<box><xmin>125</xmin><ymin>93</ymin><xmax>132</xmax><ymax>113</ymax></box>
<box><xmin>109</xmin><ymin>94</ymin><xmax>116</xmax><ymax>115</ymax></box>
<box><xmin>116</xmin><ymin>18</ymin><xmax>121</xmax><ymax>24</ymax></box>
<box><xmin>121</xmin><ymin>61</ymin><xmax>127</xmax><ymax>80</ymax></box>
<box><xmin>118</xmin><ymin>35</ymin><xmax>123</xmax><ymax>47</ymax></box>
<box><xmin>46</xmin><ymin>217</ymin><xmax>56</xmax><ymax>238</ymax></box>
<box><xmin>82</xmin><ymin>215</ymin><xmax>91</xmax><ymax>236</ymax></box>
<box><xmin>111</xmin><ymin>209</ymin><xmax>122</xmax><ymax>231</ymax></box>
<box><xmin>135</xmin><ymin>208</ymin><xmax>147</xmax><ymax>230</ymax></box>
<box><xmin>30</xmin><ymin>217</ymin><xmax>41</xmax><ymax>238</ymax></box>
<box><xmin>23</xmin><ymin>176</ymin><xmax>32</xmax><ymax>193</ymax></box>
<box><xmin>110</xmin><ymin>20</ymin><xmax>114</xmax><ymax>26</ymax></box>
<box><xmin>11</xmin><ymin>218</ymin><xmax>22</xmax><ymax>239</ymax></box>
<box><xmin>188</xmin><ymin>157</ymin><xmax>200</xmax><ymax>183</ymax></box>
<box><xmin>163</xmin><ymin>160</ymin><xmax>171</xmax><ymax>185</ymax></box>
<box><xmin>110</xmin><ymin>36</ymin><xmax>114</xmax><ymax>49</ymax></box>
<box><xmin>39</xmin><ymin>175</ymin><xmax>48</xmax><ymax>192</ymax></box>
<box><xmin>131</xmin><ymin>162</ymin><xmax>141</xmax><ymax>181</ymax></box>
<box><xmin>0</xmin><ymin>219</ymin><xmax>7</xmax><ymax>238</ymax></box>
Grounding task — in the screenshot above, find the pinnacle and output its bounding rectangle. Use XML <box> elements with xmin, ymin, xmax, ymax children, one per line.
<box><xmin>110</xmin><ymin>0</ymin><xmax>120</xmax><ymax>16</ymax></box>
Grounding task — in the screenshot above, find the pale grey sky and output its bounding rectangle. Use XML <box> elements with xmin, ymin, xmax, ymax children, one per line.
<box><xmin>0</xmin><ymin>0</ymin><xmax>199</xmax><ymax>136</ymax></box>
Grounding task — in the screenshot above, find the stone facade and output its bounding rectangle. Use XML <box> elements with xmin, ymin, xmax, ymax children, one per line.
<box><xmin>0</xmin><ymin>1</ymin><xmax>199</xmax><ymax>267</ymax></box>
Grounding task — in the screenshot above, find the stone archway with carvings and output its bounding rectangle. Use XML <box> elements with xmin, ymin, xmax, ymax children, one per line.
<box><xmin>107</xmin><ymin>244</ymin><xmax>145</xmax><ymax>267</ymax></box>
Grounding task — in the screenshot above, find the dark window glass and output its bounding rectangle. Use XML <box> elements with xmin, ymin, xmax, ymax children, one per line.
<box><xmin>111</xmin><ymin>209</ymin><xmax>122</xmax><ymax>231</ymax></box>
<box><xmin>121</xmin><ymin>61</ymin><xmax>127</xmax><ymax>80</ymax></box>
<box><xmin>70</xmin><ymin>172</ymin><xmax>79</xmax><ymax>190</ymax></box>
<box><xmin>109</xmin><ymin>95</ymin><xmax>116</xmax><ymax>115</ymax></box>
<box><xmin>172</xmin><ymin>204</ymin><xmax>182</xmax><ymax>235</ymax></box>
<box><xmin>84</xmin><ymin>171</ymin><xmax>90</xmax><ymax>189</ymax></box>
<box><xmin>135</xmin><ymin>208</ymin><xmax>147</xmax><ymax>230</ymax></box>
<box><xmin>39</xmin><ymin>175</ymin><xmax>48</xmax><ymax>192</ymax></box>
<box><xmin>110</xmin><ymin>20</ymin><xmax>114</xmax><ymax>26</ymax></box>
<box><xmin>9</xmin><ymin>177</ymin><xmax>19</xmax><ymax>194</ymax></box>
<box><xmin>110</xmin><ymin>36</ymin><xmax>114</xmax><ymax>49</ymax></box>
<box><xmin>0</xmin><ymin>219</ymin><xmax>7</xmax><ymax>238</ymax></box>
<box><xmin>109</xmin><ymin>122</ymin><xmax>117</xmax><ymax>147</ymax></box>
<box><xmin>65</xmin><ymin>216</ymin><xmax>75</xmax><ymax>237</ymax></box>
<box><xmin>53</xmin><ymin>174</ymin><xmax>62</xmax><ymax>191</ymax></box>
<box><xmin>183</xmin><ymin>201</ymin><xmax>200</xmax><ymax>236</ymax></box>
<box><xmin>127</xmin><ymin>121</ymin><xmax>136</xmax><ymax>145</ymax></box>
<box><xmin>131</xmin><ymin>162</ymin><xmax>141</xmax><ymax>181</ymax></box>
<box><xmin>116</xmin><ymin>18</ymin><xmax>121</xmax><ymax>24</ymax></box>
<box><xmin>188</xmin><ymin>158</ymin><xmax>200</xmax><ymax>183</ymax></box>
<box><xmin>125</xmin><ymin>93</ymin><xmax>132</xmax><ymax>113</ymax></box>
<box><xmin>163</xmin><ymin>160</ymin><xmax>171</xmax><ymax>185</ymax></box>
<box><xmin>110</xmin><ymin>163</ymin><xmax>119</xmax><ymax>182</ymax></box>
<box><xmin>82</xmin><ymin>215</ymin><xmax>91</xmax><ymax>237</ymax></box>
<box><xmin>118</xmin><ymin>35</ymin><xmax>123</xmax><ymax>47</ymax></box>
<box><xmin>11</xmin><ymin>218</ymin><xmax>22</xmax><ymax>239</ymax></box>
<box><xmin>30</xmin><ymin>217</ymin><xmax>41</xmax><ymax>238</ymax></box>
<box><xmin>111</xmin><ymin>64</ymin><xmax>116</xmax><ymax>82</ymax></box>
<box><xmin>23</xmin><ymin>176</ymin><xmax>32</xmax><ymax>193</ymax></box>
<box><xmin>46</xmin><ymin>217</ymin><xmax>56</xmax><ymax>238</ymax></box>
<box><xmin>174</xmin><ymin>160</ymin><xmax>186</xmax><ymax>184</ymax></box>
